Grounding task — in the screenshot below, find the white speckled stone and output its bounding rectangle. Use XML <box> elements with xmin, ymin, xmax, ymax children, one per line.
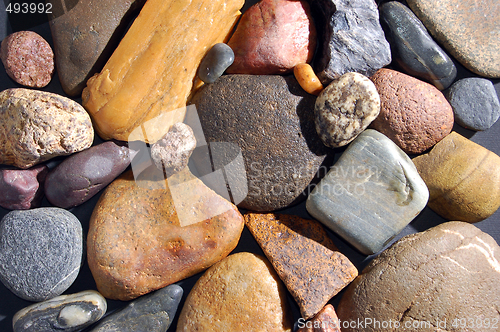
<box><xmin>306</xmin><ymin>129</ymin><xmax>429</xmax><ymax>255</ymax></box>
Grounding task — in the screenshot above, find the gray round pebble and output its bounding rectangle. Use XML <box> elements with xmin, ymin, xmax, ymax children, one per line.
<box><xmin>198</xmin><ymin>43</ymin><xmax>234</xmax><ymax>83</ymax></box>
<box><xmin>0</xmin><ymin>208</ymin><xmax>83</xmax><ymax>302</ymax></box>
<box><xmin>445</xmin><ymin>78</ymin><xmax>500</xmax><ymax>131</ymax></box>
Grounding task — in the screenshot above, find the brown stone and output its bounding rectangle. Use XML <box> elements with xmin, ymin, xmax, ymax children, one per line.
<box><xmin>87</xmin><ymin>166</ymin><xmax>245</xmax><ymax>300</ymax></box>
<box><xmin>369</xmin><ymin>68</ymin><xmax>454</xmax><ymax>154</ymax></box>
<box><xmin>0</xmin><ymin>88</ymin><xmax>94</xmax><ymax>169</ymax></box>
<box><xmin>48</xmin><ymin>0</ymin><xmax>145</xmax><ymax>96</ymax></box>
<box><xmin>407</xmin><ymin>0</ymin><xmax>500</xmax><ymax>78</ymax></box>
<box><xmin>412</xmin><ymin>132</ymin><xmax>500</xmax><ymax>223</ymax></box>
<box><xmin>82</xmin><ymin>0</ymin><xmax>244</xmax><ymax>142</ymax></box>
<box><xmin>226</xmin><ymin>0</ymin><xmax>316</xmax><ymax>75</ymax></box>
<box><xmin>244</xmin><ymin>213</ymin><xmax>358</xmax><ymax>319</ymax></box>
<box><xmin>297</xmin><ymin>304</ymin><xmax>341</xmax><ymax>332</ymax></box>
<box><xmin>176</xmin><ymin>252</ymin><xmax>293</xmax><ymax>331</ymax></box>
<box><xmin>337</xmin><ymin>221</ymin><xmax>500</xmax><ymax>332</ymax></box>
<box><xmin>0</xmin><ymin>31</ymin><xmax>54</xmax><ymax>88</ymax></box>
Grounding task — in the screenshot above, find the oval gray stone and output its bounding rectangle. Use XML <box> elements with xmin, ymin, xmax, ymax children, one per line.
<box><xmin>198</xmin><ymin>43</ymin><xmax>235</xmax><ymax>84</ymax></box>
<box><xmin>89</xmin><ymin>284</ymin><xmax>183</xmax><ymax>332</ymax></box>
<box><xmin>191</xmin><ymin>74</ymin><xmax>328</xmax><ymax>212</ymax></box>
<box><xmin>13</xmin><ymin>290</ymin><xmax>107</xmax><ymax>332</ymax></box>
<box><xmin>315</xmin><ymin>72</ymin><xmax>380</xmax><ymax>148</ymax></box>
<box><xmin>306</xmin><ymin>129</ymin><xmax>429</xmax><ymax>255</ymax></box>
<box><xmin>44</xmin><ymin>141</ymin><xmax>136</xmax><ymax>208</ymax></box>
<box><xmin>0</xmin><ymin>208</ymin><xmax>83</xmax><ymax>301</ymax></box>
<box><xmin>379</xmin><ymin>1</ymin><xmax>457</xmax><ymax>90</ymax></box>
<box><xmin>445</xmin><ymin>77</ymin><xmax>500</xmax><ymax>131</ymax></box>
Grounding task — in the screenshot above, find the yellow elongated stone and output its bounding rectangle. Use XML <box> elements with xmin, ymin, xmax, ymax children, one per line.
<box><xmin>82</xmin><ymin>0</ymin><xmax>244</xmax><ymax>142</ymax></box>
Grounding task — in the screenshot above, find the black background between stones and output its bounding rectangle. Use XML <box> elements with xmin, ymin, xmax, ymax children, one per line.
<box><xmin>0</xmin><ymin>0</ymin><xmax>499</xmax><ymax>331</ymax></box>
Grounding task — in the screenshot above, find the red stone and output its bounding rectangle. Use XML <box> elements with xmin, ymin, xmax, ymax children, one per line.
<box><xmin>297</xmin><ymin>304</ymin><xmax>341</xmax><ymax>332</ymax></box>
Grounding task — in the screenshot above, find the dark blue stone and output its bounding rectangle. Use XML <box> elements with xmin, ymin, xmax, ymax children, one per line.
<box><xmin>198</xmin><ymin>43</ymin><xmax>234</xmax><ymax>84</ymax></box>
<box><xmin>379</xmin><ymin>1</ymin><xmax>456</xmax><ymax>90</ymax></box>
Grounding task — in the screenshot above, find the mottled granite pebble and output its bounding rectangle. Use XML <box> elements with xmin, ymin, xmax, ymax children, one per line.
<box><xmin>297</xmin><ymin>304</ymin><xmax>341</xmax><ymax>332</ymax></box>
<box><xmin>379</xmin><ymin>1</ymin><xmax>456</xmax><ymax>90</ymax></box>
<box><xmin>198</xmin><ymin>43</ymin><xmax>234</xmax><ymax>83</ymax></box>
<box><xmin>90</xmin><ymin>285</ymin><xmax>182</xmax><ymax>332</ymax></box>
<box><xmin>306</xmin><ymin>129</ymin><xmax>429</xmax><ymax>255</ymax></box>
<box><xmin>150</xmin><ymin>122</ymin><xmax>196</xmax><ymax>177</ymax></box>
<box><xmin>177</xmin><ymin>252</ymin><xmax>293</xmax><ymax>331</ymax></box>
<box><xmin>227</xmin><ymin>0</ymin><xmax>316</xmax><ymax>75</ymax></box>
<box><xmin>13</xmin><ymin>290</ymin><xmax>107</xmax><ymax>332</ymax></box>
<box><xmin>45</xmin><ymin>141</ymin><xmax>136</xmax><ymax>208</ymax></box>
<box><xmin>315</xmin><ymin>72</ymin><xmax>380</xmax><ymax>148</ymax></box>
<box><xmin>413</xmin><ymin>132</ymin><xmax>500</xmax><ymax>223</ymax></box>
<box><xmin>445</xmin><ymin>78</ymin><xmax>500</xmax><ymax>131</ymax></box>
<box><xmin>369</xmin><ymin>68</ymin><xmax>454</xmax><ymax>154</ymax></box>
<box><xmin>0</xmin><ymin>88</ymin><xmax>94</xmax><ymax>169</ymax></box>
<box><xmin>310</xmin><ymin>0</ymin><xmax>391</xmax><ymax>84</ymax></box>
<box><xmin>407</xmin><ymin>0</ymin><xmax>500</xmax><ymax>78</ymax></box>
<box><xmin>244</xmin><ymin>213</ymin><xmax>357</xmax><ymax>319</ymax></box>
<box><xmin>0</xmin><ymin>31</ymin><xmax>54</xmax><ymax>88</ymax></box>
<box><xmin>0</xmin><ymin>208</ymin><xmax>83</xmax><ymax>301</ymax></box>
<box><xmin>0</xmin><ymin>164</ymin><xmax>48</xmax><ymax>210</ymax></box>
<box><xmin>337</xmin><ymin>222</ymin><xmax>500</xmax><ymax>331</ymax></box>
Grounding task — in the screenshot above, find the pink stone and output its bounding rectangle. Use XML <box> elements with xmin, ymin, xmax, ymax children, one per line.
<box><xmin>226</xmin><ymin>0</ymin><xmax>316</xmax><ymax>75</ymax></box>
<box><xmin>297</xmin><ymin>304</ymin><xmax>341</xmax><ymax>332</ymax></box>
<box><xmin>0</xmin><ymin>165</ymin><xmax>48</xmax><ymax>210</ymax></box>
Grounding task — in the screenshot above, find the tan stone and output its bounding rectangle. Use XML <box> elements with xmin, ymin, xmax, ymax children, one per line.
<box><xmin>0</xmin><ymin>88</ymin><xmax>94</xmax><ymax>169</ymax></box>
<box><xmin>87</xmin><ymin>166</ymin><xmax>244</xmax><ymax>300</ymax></box>
<box><xmin>177</xmin><ymin>252</ymin><xmax>293</xmax><ymax>332</ymax></box>
<box><xmin>412</xmin><ymin>132</ymin><xmax>500</xmax><ymax>223</ymax></box>
<box><xmin>82</xmin><ymin>0</ymin><xmax>243</xmax><ymax>142</ymax></box>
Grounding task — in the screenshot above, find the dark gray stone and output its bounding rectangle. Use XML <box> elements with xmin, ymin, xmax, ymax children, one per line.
<box><xmin>306</xmin><ymin>129</ymin><xmax>429</xmax><ymax>255</ymax></box>
<box><xmin>13</xmin><ymin>290</ymin><xmax>107</xmax><ymax>332</ymax></box>
<box><xmin>198</xmin><ymin>43</ymin><xmax>235</xmax><ymax>83</ymax></box>
<box><xmin>191</xmin><ymin>74</ymin><xmax>329</xmax><ymax>212</ymax></box>
<box><xmin>0</xmin><ymin>164</ymin><xmax>48</xmax><ymax>210</ymax></box>
<box><xmin>44</xmin><ymin>141</ymin><xmax>136</xmax><ymax>208</ymax></box>
<box><xmin>379</xmin><ymin>1</ymin><xmax>457</xmax><ymax>90</ymax></box>
<box><xmin>89</xmin><ymin>284</ymin><xmax>183</xmax><ymax>332</ymax></box>
<box><xmin>0</xmin><ymin>208</ymin><xmax>83</xmax><ymax>301</ymax></box>
<box><xmin>309</xmin><ymin>0</ymin><xmax>391</xmax><ymax>84</ymax></box>
<box><xmin>445</xmin><ymin>77</ymin><xmax>500</xmax><ymax>131</ymax></box>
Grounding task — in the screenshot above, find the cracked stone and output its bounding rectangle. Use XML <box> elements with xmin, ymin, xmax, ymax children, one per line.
<box><xmin>306</xmin><ymin>129</ymin><xmax>429</xmax><ymax>255</ymax></box>
<box><xmin>337</xmin><ymin>221</ymin><xmax>500</xmax><ymax>332</ymax></box>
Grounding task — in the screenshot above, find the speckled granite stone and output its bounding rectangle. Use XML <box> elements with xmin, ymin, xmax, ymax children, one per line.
<box><xmin>407</xmin><ymin>0</ymin><xmax>500</xmax><ymax>78</ymax></box>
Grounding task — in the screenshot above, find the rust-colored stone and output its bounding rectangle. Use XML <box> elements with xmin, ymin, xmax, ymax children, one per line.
<box><xmin>297</xmin><ymin>304</ymin><xmax>341</xmax><ymax>332</ymax></box>
<box><xmin>244</xmin><ymin>213</ymin><xmax>358</xmax><ymax>319</ymax></box>
<box><xmin>87</xmin><ymin>166</ymin><xmax>244</xmax><ymax>300</ymax></box>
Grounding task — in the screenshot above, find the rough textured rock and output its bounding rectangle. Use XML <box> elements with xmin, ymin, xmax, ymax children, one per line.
<box><xmin>0</xmin><ymin>88</ymin><xmax>94</xmax><ymax>169</ymax></box>
<box><xmin>310</xmin><ymin>0</ymin><xmax>391</xmax><ymax>84</ymax></box>
<box><xmin>90</xmin><ymin>285</ymin><xmax>182</xmax><ymax>332</ymax></box>
<box><xmin>0</xmin><ymin>208</ymin><xmax>83</xmax><ymax>301</ymax></box>
<box><xmin>412</xmin><ymin>132</ymin><xmax>500</xmax><ymax>223</ymax></box>
<box><xmin>0</xmin><ymin>164</ymin><xmax>48</xmax><ymax>210</ymax></box>
<box><xmin>48</xmin><ymin>0</ymin><xmax>145</xmax><ymax>96</ymax></box>
<box><xmin>177</xmin><ymin>252</ymin><xmax>293</xmax><ymax>331</ymax></box>
<box><xmin>306</xmin><ymin>129</ymin><xmax>429</xmax><ymax>255</ymax></box>
<box><xmin>13</xmin><ymin>290</ymin><xmax>107</xmax><ymax>332</ymax></box>
<box><xmin>44</xmin><ymin>141</ymin><xmax>136</xmax><ymax>209</ymax></box>
<box><xmin>297</xmin><ymin>304</ymin><xmax>341</xmax><ymax>332</ymax></box>
<box><xmin>244</xmin><ymin>213</ymin><xmax>358</xmax><ymax>319</ymax></box>
<box><xmin>150</xmin><ymin>122</ymin><xmax>196</xmax><ymax>177</ymax></box>
<box><xmin>191</xmin><ymin>74</ymin><xmax>328</xmax><ymax>212</ymax></box>
<box><xmin>198</xmin><ymin>43</ymin><xmax>234</xmax><ymax>84</ymax></box>
<box><xmin>407</xmin><ymin>0</ymin><xmax>500</xmax><ymax>78</ymax></box>
<box><xmin>294</xmin><ymin>63</ymin><xmax>324</xmax><ymax>96</ymax></box>
<box><xmin>315</xmin><ymin>72</ymin><xmax>380</xmax><ymax>148</ymax></box>
<box><xmin>226</xmin><ymin>0</ymin><xmax>316</xmax><ymax>75</ymax></box>
<box><xmin>379</xmin><ymin>1</ymin><xmax>456</xmax><ymax>90</ymax></box>
<box><xmin>445</xmin><ymin>78</ymin><xmax>500</xmax><ymax>131</ymax></box>
<box><xmin>0</xmin><ymin>31</ymin><xmax>54</xmax><ymax>88</ymax></box>
<box><xmin>369</xmin><ymin>68</ymin><xmax>454</xmax><ymax>154</ymax></box>
<box><xmin>337</xmin><ymin>222</ymin><xmax>500</xmax><ymax>331</ymax></box>
<box><xmin>82</xmin><ymin>0</ymin><xmax>244</xmax><ymax>142</ymax></box>
<box><xmin>87</xmin><ymin>167</ymin><xmax>244</xmax><ymax>300</ymax></box>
